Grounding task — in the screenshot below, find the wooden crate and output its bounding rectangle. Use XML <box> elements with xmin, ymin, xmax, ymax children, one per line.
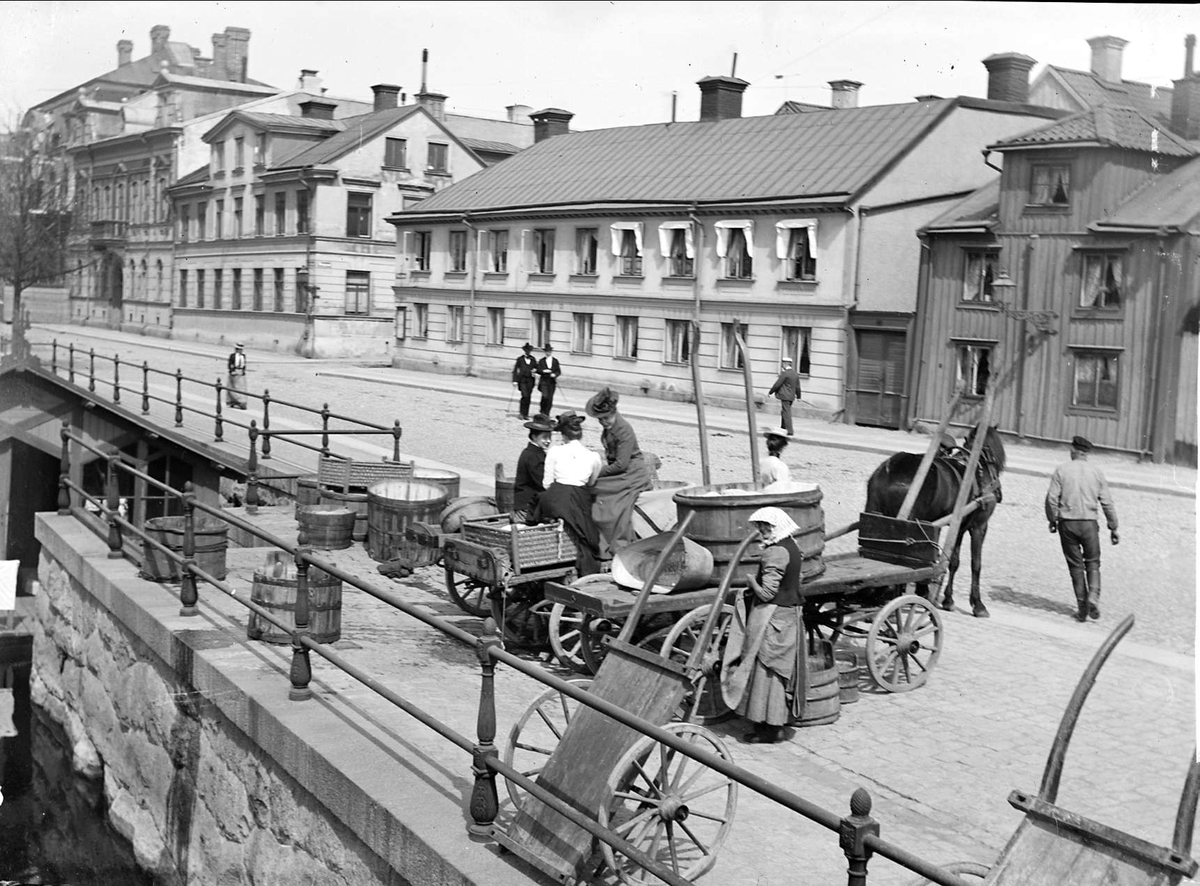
<box><xmin>856</xmin><ymin>512</ymin><xmax>943</xmax><ymax>568</ymax></box>
<box><xmin>461</xmin><ymin>514</ymin><xmax>577</xmax><ymax>571</ymax></box>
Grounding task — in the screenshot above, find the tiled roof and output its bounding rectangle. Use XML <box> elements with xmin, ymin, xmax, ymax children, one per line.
<box><xmin>1092</xmin><ymin>156</ymin><xmax>1200</xmax><ymax>230</ymax></box>
<box><xmin>409</xmin><ymin>100</ymin><xmax>959</xmax><ymax>213</ymax></box>
<box><xmin>271</xmin><ymin>106</ymin><xmax>421</xmax><ymax>168</ymax></box>
<box><xmin>921</xmin><ymin>179</ymin><xmax>1000</xmax><ymax>232</ymax></box>
<box><xmin>460</xmin><ymin>137</ymin><xmax>522</xmax><ymax>156</ymax></box>
<box><xmin>989</xmin><ymin>105</ymin><xmax>1196</xmax><ymax>157</ymax></box>
<box><xmin>235</xmin><ymin>112</ymin><xmax>345</xmax><ymax>132</ymax></box>
<box><xmin>1048</xmin><ymin>66</ymin><xmax>1173</xmax><ymax>122</ymax></box>
<box><xmin>174</xmin><ymin>164</ymin><xmax>210</xmax><ymax>186</ymax></box>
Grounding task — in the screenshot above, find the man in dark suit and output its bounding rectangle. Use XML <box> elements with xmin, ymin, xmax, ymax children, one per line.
<box><xmin>536</xmin><ymin>344</ymin><xmax>562</xmax><ymax>416</ymax></box>
<box><xmin>511</xmin><ymin>342</ymin><xmax>538</xmax><ymax>419</ymax></box>
<box><xmin>767</xmin><ymin>357</ymin><xmax>801</xmax><ymax>436</ymax></box>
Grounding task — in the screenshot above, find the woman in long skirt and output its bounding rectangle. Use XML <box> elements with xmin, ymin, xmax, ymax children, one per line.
<box><xmin>534</xmin><ymin>411</ymin><xmax>603</xmax><ymax>576</ymax></box>
<box><xmin>585</xmin><ymin>387</ymin><xmax>653</xmax><ymax>560</ymax></box>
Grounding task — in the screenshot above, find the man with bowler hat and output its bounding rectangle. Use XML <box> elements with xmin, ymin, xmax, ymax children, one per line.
<box><xmin>1045</xmin><ymin>436</ymin><xmax>1119</xmax><ymax>622</ymax></box>
<box><xmin>537</xmin><ymin>344</ymin><xmax>562</xmax><ymax>416</ymax></box>
<box><xmin>767</xmin><ymin>356</ymin><xmax>801</xmax><ymax>436</ymax></box>
<box><xmin>511</xmin><ymin>342</ymin><xmax>538</xmax><ymax>420</ymax></box>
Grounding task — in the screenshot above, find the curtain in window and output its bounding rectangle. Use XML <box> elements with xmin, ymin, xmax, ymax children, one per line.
<box><xmin>609</xmin><ymin>222</ymin><xmax>643</xmax><ymax>256</ymax></box>
<box><xmin>658</xmin><ymin>221</ymin><xmax>694</xmax><ymax>259</ymax></box>
<box><xmin>774</xmin><ymin>219</ymin><xmax>817</xmax><ymax>260</ymax></box>
<box><xmin>714</xmin><ymin>220</ymin><xmax>753</xmax><ymax>258</ymax></box>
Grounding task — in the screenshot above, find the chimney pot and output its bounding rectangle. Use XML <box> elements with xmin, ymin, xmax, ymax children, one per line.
<box><xmin>1185</xmin><ymin>34</ymin><xmax>1196</xmax><ymax>78</ymax></box>
<box><xmin>299</xmin><ymin>99</ymin><xmax>337</xmax><ymax>120</ymax></box>
<box><xmin>1088</xmin><ymin>35</ymin><xmax>1128</xmax><ymax>84</ymax></box>
<box><xmin>117</xmin><ymin>40</ymin><xmax>133</xmax><ymax>67</ymax></box>
<box><xmin>150</xmin><ymin>25</ymin><xmax>170</xmax><ymax>53</ymax></box>
<box><xmin>829</xmin><ymin>79</ymin><xmax>863</xmax><ymax>110</ymax></box>
<box><xmin>697</xmin><ymin>75</ymin><xmax>750</xmax><ymax>121</ymax></box>
<box><xmin>372</xmin><ymin>84</ymin><xmax>402</xmax><ymax>112</ymax></box>
<box><xmin>982</xmin><ymin>52</ymin><xmax>1037</xmax><ymax>103</ymax></box>
<box><xmin>298</xmin><ymin>69</ymin><xmax>323</xmax><ymax>93</ymax></box>
<box><xmin>507</xmin><ymin>103</ymin><xmax>533</xmax><ymax>124</ymax></box>
<box><xmin>530</xmin><ymin>108</ymin><xmax>574</xmax><ymax>142</ymax></box>
<box><xmin>417</xmin><ymin>90</ymin><xmax>447</xmax><ymax>121</ymax></box>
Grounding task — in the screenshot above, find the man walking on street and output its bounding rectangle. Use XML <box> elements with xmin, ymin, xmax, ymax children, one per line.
<box><xmin>227</xmin><ymin>342</ymin><xmax>248</xmax><ymax>409</ymax></box>
<box><xmin>1045</xmin><ymin>436</ymin><xmax>1119</xmax><ymax>623</ymax></box>
<box><xmin>511</xmin><ymin>342</ymin><xmax>538</xmax><ymax>420</ymax></box>
<box><xmin>767</xmin><ymin>357</ymin><xmax>801</xmax><ymax>436</ymax></box>
<box><xmin>537</xmin><ymin>344</ymin><xmax>562</xmax><ymax>417</ymax></box>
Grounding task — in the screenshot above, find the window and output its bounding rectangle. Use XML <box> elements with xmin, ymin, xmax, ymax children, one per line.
<box><xmin>297</xmin><ymin>190</ymin><xmax>310</xmax><ymax>234</ymax></box>
<box><xmin>274</xmin><ymin>192</ymin><xmax>286</xmax><ymax>234</ymax></box>
<box><xmin>782</xmin><ymin>326</ymin><xmax>812</xmax><ymax>375</ymax></box>
<box><xmin>720</xmin><ymin>225</ymin><xmax>753</xmax><ymax>279</ymax></box>
<box><xmin>196</xmin><ymin>270</ymin><xmax>205</xmax><ymax>308</ymax></box>
<box><xmin>447</xmin><ymin>305</ymin><xmax>465</xmax><ymax>342</ymax></box>
<box><xmin>347</xmin><ymin>192</ymin><xmax>372</xmax><ymax>238</ymax></box>
<box><xmin>412</xmin><ymin>232</ymin><xmax>432</xmax><ymax>271</ymax></box>
<box><xmin>955</xmin><ymin>344</ymin><xmax>993</xmax><ymax>398</ymax></box>
<box><xmin>663</xmin><ymin>226</ymin><xmax>694</xmax><ymax>278</ymax></box>
<box><xmin>1072</xmin><ymin>351</ymin><xmax>1119</xmax><ymax>410</ymax></box>
<box><xmin>234</xmin><ymin>137</ymin><xmax>245</xmax><ymax>170</ymax></box>
<box><xmin>1080</xmin><ymin>253</ymin><xmax>1122</xmax><ymax>309</ymax></box>
<box><xmin>232</xmin><ymin>268</ymin><xmax>242</xmax><ymax>309</ymax></box>
<box><xmin>532</xmin><ymin>229</ymin><xmax>556</xmax><ymax>274</ymax></box>
<box><xmin>179</xmin><ymin>205</ymin><xmax>190</xmax><ymax>242</ymax></box>
<box><xmin>616</xmin><ymin>316</ymin><xmax>639</xmax><ymax>359</ymax></box>
<box><xmin>487</xmin><ymin>308</ymin><xmax>505</xmax><ymax>345</ymax></box>
<box><xmin>254</xmin><ymin>195</ymin><xmax>264</xmax><ymax>235</ymax></box>
<box><xmin>214</xmin><ymin>199</ymin><xmax>224</xmax><ymax>239</ymax></box>
<box><xmin>449</xmin><ymin>230</ymin><xmax>468</xmax><ymax>272</ymax></box>
<box><xmin>345</xmin><ymin>270</ymin><xmax>370</xmax><ymax>314</ymax></box>
<box><xmin>963</xmin><ymin>251</ymin><xmax>998</xmax><ymax>302</ymax></box>
<box><xmin>253</xmin><ymin>133</ymin><xmax>267</xmax><ymax>166</ymax></box>
<box><xmin>777</xmin><ymin>221</ymin><xmax>818</xmax><ymax>281</ymax></box>
<box><xmin>720</xmin><ymin>322</ymin><xmax>749</xmax><ymax>369</ymax></box>
<box><xmin>233</xmin><ymin>197</ymin><xmax>243</xmax><ymax>237</ymax></box>
<box><xmin>664</xmin><ymin>319</ymin><xmax>691</xmax><ymax>364</ymax></box>
<box><xmin>488</xmin><ymin>230</ymin><xmax>509</xmax><ymax>272</ymax></box>
<box><xmin>179</xmin><ymin>269</ymin><xmax>188</xmax><ymax>308</ymax></box>
<box><xmin>273</xmin><ymin>268</ymin><xmax>284</xmax><ymax>312</ymax></box>
<box><xmin>573</xmin><ymin>313</ymin><xmax>593</xmax><ymax>354</ymax></box>
<box><xmin>252</xmin><ymin>268</ymin><xmax>263</xmax><ymax>311</ymax></box>
<box><xmin>384</xmin><ymin>138</ymin><xmax>407</xmax><ymax>168</ymax></box>
<box><xmin>413</xmin><ymin>303</ymin><xmax>429</xmax><ymax>339</ymax></box>
<box><xmin>575</xmin><ymin>228</ymin><xmax>598</xmax><ymax>275</ymax></box>
<box><xmin>211</xmin><ymin>141</ymin><xmax>224</xmax><ymax>173</ymax></box>
<box><xmin>197</xmin><ymin>202</ymin><xmax>207</xmax><ymax>240</ymax></box>
<box><xmin>532</xmin><ymin>310</ymin><xmax>551</xmax><ymax>348</ymax></box>
<box><xmin>611</xmin><ymin>223</ymin><xmax>643</xmax><ymax>276</ymax></box>
<box><xmin>427</xmin><ymin>142</ymin><xmax>448</xmax><ymax>173</ymax></box>
<box><xmin>1030</xmin><ymin>163</ymin><xmax>1070</xmax><ymax>206</ymax></box>
<box><xmin>213</xmin><ymin>269</ymin><xmax>224</xmax><ymax>309</ymax></box>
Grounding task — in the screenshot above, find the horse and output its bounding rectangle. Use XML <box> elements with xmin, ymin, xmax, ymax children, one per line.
<box><xmin>864</xmin><ymin>425</ymin><xmax>1006</xmax><ymax>618</ymax></box>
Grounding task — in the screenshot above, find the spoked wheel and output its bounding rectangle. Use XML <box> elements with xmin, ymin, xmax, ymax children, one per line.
<box><xmin>580</xmin><ymin>615</ymin><xmax>621</xmax><ymax>674</ymax></box>
<box><xmin>660</xmin><ymin>605</ymin><xmax>735</xmax><ymax>725</ymax></box>
<box><xmin>491</xmin><ymin>591</ymin><xmax>553</xmax><ymax>649</ymax></box>
<box><xmin>866</xmin><ymin>594</ymin><xmax>944</xmax><ymax>692</ymax></box>
<box><xmin>548</xmin><ymin>603</ymin><xmax>598</xmax><ymax>674</ymax></box>
<box><xmin>501</xmin><ymin>679</ymin><xmax>592</xmax><ymax>812</ymax></box>
<box><xmin>598</xmin><ymin>722</ymin><xmax>738</xmax><ymax>884</ymax></box>
<box><xmin>443</xmin><ymin>567</ymin><xmax>491</xmax><ymax>617</ymax></box>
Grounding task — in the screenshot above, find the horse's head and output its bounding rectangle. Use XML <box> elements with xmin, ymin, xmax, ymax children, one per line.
<box><xmin>964</xmin><ymin>424</ymin><xmax>1007</xmax><ymax>473</ymax></box>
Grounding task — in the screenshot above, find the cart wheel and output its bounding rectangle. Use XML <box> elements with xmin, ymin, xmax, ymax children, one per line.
<box><xmin>660</xmin><ymin>605</ymin><xmax>735</xmax><ymax>725</ymax></box>
<box><xmin>866</xmin><ymin>594</ymin><xmax>943</xmax><ymax>692</ymax></box>
<box><xmin>580</xmin><ymin>615</ymin><xmax>621</xmax><ymax>674</ymax></box>
<box><xmin>444</xmin><ymin>566</ymin><xmax>491</xmax><ymax>618</ymax></box>
<box><xmin>548</xmin><ymin>604</ymin><xmax>598</xmax><ymax>675</ymax></box>
<box><xmin>491</xmin><ymin>594</ymin><xmax>553</xmax><ymax>649</ymax></box>
<box><xmin>598</xmin><ymin>722</ymin><xmax>738</xmax><ymax>884</ymax></box>
<box><xmin>502</xmin><ymin>679</ymin><xmax>592</xmax><ymax>813</ymax></box>
<box><xmin>904</xmin><ymin>861</ymin><xmax>990</xmax><ymax>884</ymax></box>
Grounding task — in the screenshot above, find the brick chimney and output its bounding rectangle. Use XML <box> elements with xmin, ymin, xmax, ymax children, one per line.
<box><xmin>829</xmin><ymin>80</ymin><xmax>863</xmax><ymax>110</ymax></box>
<box><xmin>372</xmin><ymin>84</ymin><xmax>402</xmax><ymax>112</ymax></box>
<box><xmin>211</xmin><ymin>32</ymin><xmax>228</xmax><ymax>80</ymax></box>
<box><xmin>117</xmin><ymin>39</ymin><xmax>133</xmax><ymax>67</ymax></box>
<box><xmin>150</xmin><ymin>25</ymin><xmax>170</xmax><ymax>53</ymax></box>
<box><xmin>223</xmin><ymin>27</ymin><xmax>250</xmax><ymax>83</ymax></box>
<box><xmin>417</xmin><ymin>91</ymin><xmax>447</xmax><ymax>121</ymax></box>
<box><xmin>298</xmin><ymin>69</ymin><xmax>323</xmax><ymax>93</ymax></box>
<box><xmin>983</xmin><ymin>52</ymin><xmax>1036</xmax><ymax>103</ymax></box>
<box><xmin>1171</xmin><ymin>35</ymin><xmax>1200</xmax><ymax>140</ymax></box>
<box><xmin>697</xmin><ymin>75</ymin><xmax>749</xmax><ymax>121</ymax></box>
<box><xmin>530</xmin><ymin>108</ymin><xmax>573</xmax><ymax>142</ymax></box>
<box><xmin>1088</xmin><ymin>35</ymin><xmax>1128</xmax><ymax>84</ymax></box>
<box><xmin>299</xmin><ymin>99</ymin><xmax>337</xmax><ymax>120</ymax></box>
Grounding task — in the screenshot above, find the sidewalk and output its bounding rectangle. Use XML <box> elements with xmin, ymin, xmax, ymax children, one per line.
<box><xmin>32</xmin><ymin>324</ymin><xmax>1196</xmax><ymax>499</ymax></box>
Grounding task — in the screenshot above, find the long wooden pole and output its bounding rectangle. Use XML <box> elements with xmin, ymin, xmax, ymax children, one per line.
<box><xmin>733</xmin><ymin>321</ymin><xmax>760</xmax><ymax>482</ymax></box>
<box><xmin>690</xmin><ymin>320</ymin><xmax>712</xmax><ymax>485</ymax></box>
<box><xmin>933</xmin><ymin>387</ymin><xmax>995</xmax><ymax>578</ymax></box>
<box><xmin>894</xmin><ymin>392</ymin><xmax>963</xmax><ymax>521</ymax></box>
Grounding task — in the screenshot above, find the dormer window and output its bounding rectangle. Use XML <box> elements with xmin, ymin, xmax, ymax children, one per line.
<box><xmin>1030</xmin><ymin>163</ymin><xmax>1070</xmax><ymax>206</ymax></box>
<box><xmin>211</xmin><ymin>141</ymin><xmax>225</xmax><ymax>173</ymax></box>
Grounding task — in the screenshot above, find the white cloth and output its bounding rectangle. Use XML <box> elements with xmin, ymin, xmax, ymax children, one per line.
<box><xmin>747</xmin><ymin>507</ymin><xmax>800</xmax><ymax>546</ymax></box>
<box><xmin>714</xmin><ymin>220</ymin><xmax>753</xmax><ymax>258</ymax></box>
<box><xmin>609</xmin><ymin>222</ymin><xmax>643</xmax><ymax>256</ymax></box>
<box><xmin>657</xmin><ymin>221</ymin><xmax>694</xmax><ymax>259</ymax></box>
<box><xmin>774</xmin><ymin>219</ymin><xmax>818</xmax><ymax>260</ymax></box>
<box><xmin>759</xmin><ymin>456</ymin><xmax>791</xmax><ymax>488</ymax></box>
<box><xmin>0</xmin><ymin>560</ymin><xmax>17</xmax><ymax>611</ymax></box>
<box><xmin>543</xmin><ymin>440</ymin><xmax>602</xmax><ymax>488</ymax></box>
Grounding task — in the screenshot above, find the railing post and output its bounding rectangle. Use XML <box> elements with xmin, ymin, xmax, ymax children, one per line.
<box><xmin>179</xmin><ymin>483</ymin><xmax>199</xmax><ymax>617</ymax></box>
<box><xmin>840</xmin><ymin>788</ymin><xmax>880</xmax><ymax>886</ymax></box>
<box><xmin>214</xmin><ymin>377</ymin><xmax>224</xmax><ymax>441</ymax></box>
<box><xmin>392</xmin><ymin>420</ymin><xmax>402</xmax><ymax>462</ymax></box>
<box><xmin>289</xmin><ymin>548</ymin><xmax>313</xmax><ymax>701</ymax></box>
<box><xmin>246</xmin><ymin>421</ymin><xmax>260</xmax><ymax>515</ymax></box>
<box><xmin>58</xmin><ymin>420</ymin><xmax>71</xmax><ymax>515</ymax></box>
<box><xmin>68</xmin><ymin>343</ymin><xmax>75</xmax><ymax>384</ymax></box>
<box><xmin>320</xmin><ymin>403</ymin><xmax>331</xmax><ymax>457</ymax></box>
<box><xmin>51</xmin><ymin>339</ymin><xmax>57</xmax><ymax>373</ymax></box>
<box><xmin>105</xmin><ymin>449</ymin><xmax>123</xmax><ymax>558</ymax></box>
<box><xmin>113</xmin><ymin>354</ymin><xmax>122</xmax><ymax>403</ymax></box>
<box><xmin>141</xmin><ymin>361</ymin><xmax>150</xmax><ymax>414</ymax></box>
<box><xmin>174</xmin><ymin>369</ymin><xmax>184</xmax><ymax>427</ymax></box>
<box><xmin>469</xmin><ymin>617</ymin><xmax>503</xmax><ymax>835</ymax></box>
<box><xmin>261</xmin><ymin>389</ymin><xmax>272</xmax><ymax>460</ymax></box>
<box><xmin>88</xmin><ymin>348</ymin><xmax>95</xmax><ymax>392</ymax></box>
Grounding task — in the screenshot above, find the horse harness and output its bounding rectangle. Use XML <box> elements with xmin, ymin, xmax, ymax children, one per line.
<box><xmin>935</xmin><ymin>448</ymin><xmax>1003</xmax><ymax>506</ymax></box>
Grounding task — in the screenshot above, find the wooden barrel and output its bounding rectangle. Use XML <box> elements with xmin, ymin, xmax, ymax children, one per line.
<box><xmin>796</xmin><ymin>640</ymin><xmax>841</xmax><ymax>727</ymax></box>
<box><xmin>320</xmin><ymin>488</ymin><xmax>369</xmax><ymax>542</ymax></box>
<box><xmin>413</xmin><ymin>468</ymin><xmax>461</xmax><ymax>502</ymax></box>
<box><xmin>673</xmin><ymin>482</ymin><xmax>825</xmax><ymax>584</ymax></box>
<box><xmin>247</xmin><ymin>566</ymin><xmax>342</xmax><ymax>645</ymax></box>
<box><xmin>141</xmin><ymin>516</ymin><xmax>228</xmax><ymax>583</ymax></box>
<box><xmin>440</xmin><ymin>495</ymin><xmax>500</xmax><ymax>534</ymax></box>
<box><xmin>367</xmin><ymin>481</ymin><xmax>451</xmax><ymax>563</ymax></box>
<box><xmin>294</xmin><ymin>475</ymin><xmax>321</xmax><ymax>517</ymax></box>
<box><xmin>297</xmin><ymin>506</ymin><xmax>356</xmax><ymax>550</ymax></box>
<box><xmin>494</xmin><ymin>462</ymin><xmax>515</xmax><ymax>514</ymax></box>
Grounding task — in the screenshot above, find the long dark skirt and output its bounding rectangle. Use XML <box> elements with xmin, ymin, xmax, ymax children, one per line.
<box><xmin>534</xmin><ymin>483</ymin><xmax>602</xmax><ymax>576</ymax></box>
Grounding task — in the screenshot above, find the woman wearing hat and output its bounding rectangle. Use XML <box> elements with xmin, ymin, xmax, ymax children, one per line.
<box><xmin>760</xmin><ymin>429</ymin><xmax>792</xmax><ymax>490</ymax></box>
<box><xmin>226</xmin><ymin>342</ymin><xmax>247</xmax><ymax>409</ymax></box>
<box><xmin>720</xmin><ymin>507</ymin><xmax>807</xmax><ymax>744</ymax></box>
<box><xmin>585</xmin><ymin>387</ymin><xmax>653</xmax><ymax>560</ymax></box>
<box><xmin>512</xmin><ymin>414</ymin><xmax>554</xmax><ymax>522</ymax></box>
<box><xmin>535</xmin><ymin>411</ymin><xmax>603</xmax><ymax>575</ymax></box>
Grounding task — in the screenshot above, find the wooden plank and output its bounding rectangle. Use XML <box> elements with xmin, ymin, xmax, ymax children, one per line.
<box><xmin>984</xmin><ymin>818</ymin><xmax>1177</xmax><ymax>885</ymax></box>
<box><xmin>896</xmin><ymin>393</ymin><xmax>962</xmax><ymax>521</ymax></box>
<box><xmin>543</xmin><ymin>579</ymin><xmax>718</xmax><ymax>618</ymax></box>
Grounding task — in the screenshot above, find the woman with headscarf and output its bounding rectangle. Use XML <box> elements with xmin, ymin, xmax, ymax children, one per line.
<box><xmin>720</xmin><ymin>507</ymin><xmax>807</xmax><ymax>743</ymax></box>
<box><xmin>584</xmin><ymin>387</ymin><xmax>653</xmax><ymax>560</ymax></box>
<box><xmin>534</xmin><ymin>411</ymin><xmax>603</xmax><ymax>576</ymax></box>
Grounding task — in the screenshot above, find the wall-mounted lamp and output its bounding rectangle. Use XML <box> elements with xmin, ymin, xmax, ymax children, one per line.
<box><xmin>991</xmin><ymin>269</ymin><xmax>1059</xmax><ymax>335</ymax></box>
<box><xmin>295</xmin><ymin>268</ymin><xmax>319</xmax><ymax>314</ymax></box>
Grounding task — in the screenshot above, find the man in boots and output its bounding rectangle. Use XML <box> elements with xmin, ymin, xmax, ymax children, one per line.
<box><xmin>1045</xmin><ymin>436</ymin><xmax>1119</xmax><ymax>622</ymax></box>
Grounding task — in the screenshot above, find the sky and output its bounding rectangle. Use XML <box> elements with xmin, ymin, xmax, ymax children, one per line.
<box><xmin>0</xmin><ymin>1</ymin><xmax>1195</xmax><ymax>129</ymax></box>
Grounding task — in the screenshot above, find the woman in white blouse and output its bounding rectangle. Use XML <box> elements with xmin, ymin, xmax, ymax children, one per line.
<box><xmin>535</xmin><ymin>411</ymin><xmax>603</xmax><ymax>575</ymax></box>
